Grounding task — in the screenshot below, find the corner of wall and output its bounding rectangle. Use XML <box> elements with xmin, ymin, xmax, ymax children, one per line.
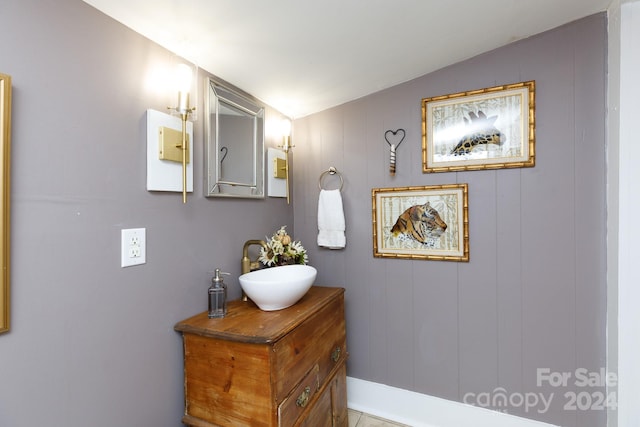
<box><xmin>606</xmin><ymin>2</ymin><xmax>621</xmax><ymax>427</ymax></box>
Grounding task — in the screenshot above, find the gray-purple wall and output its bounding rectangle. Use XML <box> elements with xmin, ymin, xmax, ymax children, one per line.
<box><xmin>293</xmin><ymin>13</ymin><xmax>607</xmax><ymax>427</ymax></box>
<box><xmin>0</xmin><ymin>1</ymin><xmax>608</xmax><ymax>426</ymax></box>
<box><xmin>0</xmin><ymin>1</ymin><xmax>292</xmax><ymax>426</ymax></box>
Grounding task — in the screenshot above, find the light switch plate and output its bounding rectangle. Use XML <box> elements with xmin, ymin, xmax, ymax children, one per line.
<box><xmin>121</xmin><ymin>228</ymin><xmax>146</xmax><ymax>268</ymax></box>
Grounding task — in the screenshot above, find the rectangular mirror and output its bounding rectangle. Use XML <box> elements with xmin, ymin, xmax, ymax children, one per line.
<box><xmin>205</xmin><ymin>78</ymin><xmax>265</xmax><ymax>198</ymax></box>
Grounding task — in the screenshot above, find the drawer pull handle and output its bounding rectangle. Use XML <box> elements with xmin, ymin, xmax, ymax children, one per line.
<box><xmin>331</xmin><ymin>346</ymin><xmax>341</xmax><ymax>363</ymax></box>
<box><xmin>296</xmin><ymin>386</ymin><xmax>311</xmax><ymax>408</ymax></box>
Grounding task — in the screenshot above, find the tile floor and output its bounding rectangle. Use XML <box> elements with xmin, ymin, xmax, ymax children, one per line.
<box><xmin>348</xmin><ymin>409</ymin><xmax>410</xmax><ymax>426</ymax></box>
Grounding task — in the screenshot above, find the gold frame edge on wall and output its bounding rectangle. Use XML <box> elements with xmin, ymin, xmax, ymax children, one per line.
<box><xmin>0</xmin><ymin>73</ymin><xmax>11</xmax><ymax>334</ymax></box>
<box><xmin>422</xmin><ymin>81</ymin><xmax>535</xmax><ymax>173</ymax></box>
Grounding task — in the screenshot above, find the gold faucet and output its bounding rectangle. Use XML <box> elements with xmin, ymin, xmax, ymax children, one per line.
<box><xmin>242</xmin><ymin>239</ymin><xmax>267</xmax><ymax>275</ymax></box>
<box><xmin>241</xmin><ymin>240</ymin><xmax>267</xmax><ymax>301</ymax></box>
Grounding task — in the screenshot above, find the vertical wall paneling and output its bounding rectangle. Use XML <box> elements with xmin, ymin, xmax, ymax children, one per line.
<box><xmin>495</xmin><ymin>168</ymin><xmax>524</xmax><ymax>404</ymax></box>
<box><xmin>294</xmin><ymin>13</ymin><xmax>607</xmax><ymax>427</ymax></box>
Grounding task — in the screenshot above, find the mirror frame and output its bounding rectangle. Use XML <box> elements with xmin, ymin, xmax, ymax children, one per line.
<box><xmin>0</xmin><ymin>73</ymin><xmax>11</xmax><ymax>334</ymax></box>
<box><xmin>205</xmin><ymin>77</ymin><xmax>265</xmax><ymax>198</ymax></box>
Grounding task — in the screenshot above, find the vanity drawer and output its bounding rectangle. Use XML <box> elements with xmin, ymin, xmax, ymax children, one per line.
<box><xmin>272</xmin><ymin>293</ymin><xmax>346</xmax><ymax>402</ymax></box>
<box><xmin>298</xmin><ymin>379</ymin><xmax>333</xmax><ymax>427</ymax></box>
<box><xmin>278</xmin><ymin>364</ymin><xmax>319</xmax><ymax>427</ymax></box>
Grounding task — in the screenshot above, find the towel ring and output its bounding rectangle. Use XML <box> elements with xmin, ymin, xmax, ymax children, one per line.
<box><xmin>318</xmin><ymin>167</ymin><xmax>344</xmax><ymax>191</ymax></box>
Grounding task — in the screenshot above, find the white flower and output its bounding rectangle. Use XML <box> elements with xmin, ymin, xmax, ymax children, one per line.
<box><xmin>258</xmin><ymin>226</ymin><xmax>308</xmax><ymax>267</ymax></box>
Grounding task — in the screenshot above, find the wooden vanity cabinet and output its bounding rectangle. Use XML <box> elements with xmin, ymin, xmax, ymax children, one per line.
<box><xmin>174</xmin><ymin>286</ymin><xmax>348</xmax><ymax>427</ymax></box>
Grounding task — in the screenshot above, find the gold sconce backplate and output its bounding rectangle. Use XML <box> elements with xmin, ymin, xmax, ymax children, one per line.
<box><xmin>273</xmin><ymin>157</ymin><xmax>287</xmax><ymax>179</ymax></box>
<box><xmin>159</xmin><ymin>126</ymin><xmax>190</xmax><ymax>163</ymax></box>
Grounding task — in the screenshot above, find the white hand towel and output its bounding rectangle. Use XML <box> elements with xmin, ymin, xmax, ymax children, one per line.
<box><xmin>317</xmin><ymin>189</ymin><xmax>346</xmax><ymax>249</ymax></box>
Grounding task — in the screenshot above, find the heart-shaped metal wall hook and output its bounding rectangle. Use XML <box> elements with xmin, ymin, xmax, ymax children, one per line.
<box><xmin>385</xmin><ymin>129</ymin><xmax>406</xmax><ymax>176</ymax></box>
<box><xmin>385</xmin><ymin>129</ymin><xmax>406</xmax><ymax>148</ymax></box>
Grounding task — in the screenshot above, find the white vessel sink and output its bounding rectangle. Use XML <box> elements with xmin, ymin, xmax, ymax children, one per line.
<box><xmin>239</xmin><ymin>265</ymin><xmax>317</xmax><ymax>311</ymax></box>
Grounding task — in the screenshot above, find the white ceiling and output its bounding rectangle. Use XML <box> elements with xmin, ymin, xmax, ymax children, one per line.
<box><xmin>82</xmin><ymin>0</ymin><xmax>611</xmax><ymax>118</ymax></box>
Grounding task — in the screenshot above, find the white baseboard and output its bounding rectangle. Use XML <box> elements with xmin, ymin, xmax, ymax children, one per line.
<box><xmin>346</xmin><ymin>377</ymin><xmax>559</xmax><ymax>427</ymax></box>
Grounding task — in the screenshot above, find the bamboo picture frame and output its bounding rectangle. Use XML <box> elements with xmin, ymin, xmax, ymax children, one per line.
<box><xmin>372</xmin><ymin>184</ymin><xmax>469</xmax><ymax>261</ymax></box>
<box><xmin>422</xmin><ymin>81</ymin><xmax>535</xmax><ymax>173</ymax></box>
<box><xmin>0</xmin><ymin>73</ymin><xmax>11</xmax><ymax>334</ymax></box>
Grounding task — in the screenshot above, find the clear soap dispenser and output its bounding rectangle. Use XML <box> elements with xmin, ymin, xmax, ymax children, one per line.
<box><xmin>208</xmin><ymin>269</ymin><xmax>229</xmax><ymax>318</ymax></box>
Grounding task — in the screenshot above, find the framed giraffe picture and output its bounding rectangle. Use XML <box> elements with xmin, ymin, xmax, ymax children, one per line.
<box><xmin>422</xmin><ymin>81</ymin><xmax>535</xmax><ymax>173</ymax></box>
<box><xmin>372</xmin><ymin>184</ymin><xmax>469</xmax><ymax>262</ymax></box>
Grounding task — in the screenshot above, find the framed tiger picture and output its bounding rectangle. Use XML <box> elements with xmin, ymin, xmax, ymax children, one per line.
<box><xmin>372</xmin><ymin>184</ymin><xmax>469</xmax><ymax>261</ymax></box>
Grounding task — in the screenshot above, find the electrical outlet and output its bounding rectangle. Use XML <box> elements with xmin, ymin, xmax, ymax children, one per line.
<box><xmin>121</xmin><ymin>228</ymin><xmax>146</xmax><ymax>267</ymax></box>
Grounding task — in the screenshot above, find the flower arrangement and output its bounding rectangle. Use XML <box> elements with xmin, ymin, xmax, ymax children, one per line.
<box><xmin>259</xmin><ymin>226</ymin><xmax>308</xmax><ymax>267</ymax></box>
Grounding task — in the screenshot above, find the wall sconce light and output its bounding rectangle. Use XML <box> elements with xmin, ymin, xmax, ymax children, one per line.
<box><xmin>168</xmin><ymin>63</ymin><xmax>196</xmax><ymax>203</ymax></box>
<box><xmin>278</xmin><ymin>118</ymin><xmax>293</xmax><ymax>204</ymax></box>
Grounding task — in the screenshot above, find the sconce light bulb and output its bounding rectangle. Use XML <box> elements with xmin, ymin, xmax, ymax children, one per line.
<box><xmin>281</xmin><ymin>118</ymin><xmax>292</xmax><ymax>137</ymax></box>
<box><xmin>175</xmin><ymin>63</ymin><xmax>193</xmax><ymax>114</ymax></box>
<box><xmin>282</xmin><ymin>136</ymin><xmax>291</xmax><ymax>153</ymax></box>
<box><xmin>178</xmin><ymin>91</ymin><xmax>190</xmax><ymax>114</ymax></box>
<box><xmin>280</xmin><ymin>118</ymin><xmax>292</xmax><ymax>153</ymax></box>
<box><xmin>175</xmin><ymin>63</ymin><xmax>193</xmax><ymax>93</ymax></box>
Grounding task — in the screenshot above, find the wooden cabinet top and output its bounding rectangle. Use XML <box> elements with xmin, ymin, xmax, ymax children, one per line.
<box><xmin>174</xmin><ymin>286</ymin><xmax>344</xmax><ymax>344</ymax></box>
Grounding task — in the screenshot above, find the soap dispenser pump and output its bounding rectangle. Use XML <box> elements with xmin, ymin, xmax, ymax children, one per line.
<box><xmin>208</xmin><ymin>269</ymin><xmax>229</xmax><ymax>318</ymax></box>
